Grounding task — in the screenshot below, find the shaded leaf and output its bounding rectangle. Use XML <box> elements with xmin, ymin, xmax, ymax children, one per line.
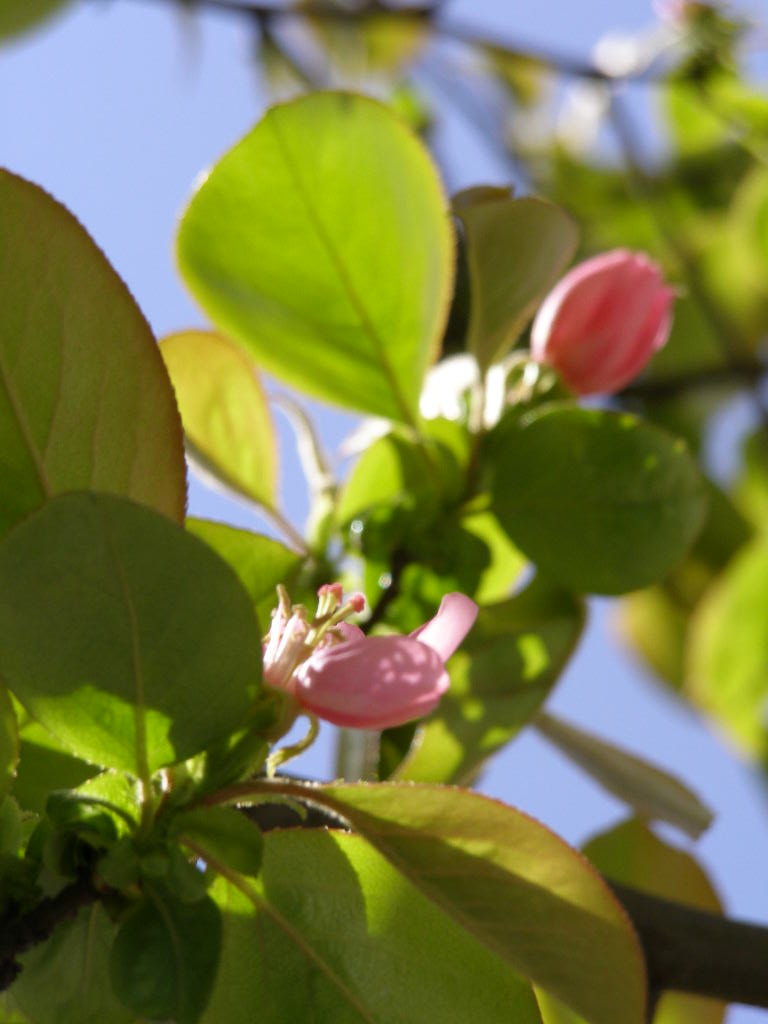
<box><xmin>171</xmin><ymin>806</ymin><xmax>263</xmax><ymax>878</ymax></box>
<box><xmin>489</xmin><ymin>404</ymin><xmax>707</xmax><ymax>594</ymax></box>
<box><xmin>203</xmin><ymin>828</ymin><xmax>542</xmax><ymax>1024</ymax></box>
<box><xmin>0</xmin><ymin>170</ymin><xmax>185</xmax><ymax>539</ymax></box>
<box><xmin>536</xmin><ymin>713</ymin><xmax>712</xmax><ymax>839</ymax></box>
<box><xmin>161</xmin><ymin>330</ymin><xmax>277</xmax><ymax>508</ymax></box>
<box><xmin>0</xmin><ymin>686</ymin><xmax>17</xmax><ymax>799</ymax></box>
<box><xmin>454</xmin><ymin>189</ymin><xmax>578</xmax><ymax>372</ymax></box>
<box><xmin>177</xmin><ymin>92</ymin><xmax>454</xmax><ymax>423</ymax></box>
<box><xmin>0</xmin><ymin>493</ymin><xmax>261</xmax><ymax>775</ymax></box>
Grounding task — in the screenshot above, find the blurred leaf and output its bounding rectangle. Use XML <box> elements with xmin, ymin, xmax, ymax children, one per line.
<box><xmin>454</xmin><ymin>189</ymin><xmax>578</xmax><ymax>372</ymax></box>
<box><xmin>0</xmin><ymin>0</ymin><xmax>71</xmax><ymax>41</ymax></box>
<box><xmin>583</xmin><ymin>817</ymin><xmax>724</xmax><ymax>1024</ymax></box>
<box><xmin>734</xmin><ymin>425</ymin><xmax>768</xmax><ymax>527</ymax></box>
<box><xmin>160</xmin><ymin>330</ymin><xmax>277</xmax><ymax>508</ymax></box>
<box><xmin>171</xmin><ymin>806</ymin><xmax>263</xmax><ymax>879</ymax></box>
<box><xmin>9</xmin><ymin>903</ymin><xmax>132</xmax><ymax>1024</ymax></box>
<box><xmin>110</xmin><ymin>885</ymin><xmax>221</xmax><ymax>1024</ymax></box>
<box><xmin>0</xmin><ymin>493</ymin><xmax>261</xmax><ymax>775</ymax></box>
<box><xmin>0</xmin><ymin>796</ymin><xmax>21</xmax><ymax>856</ymax></box>
<box><xmin>617</xmin><ymin>585</ymin><xmax>688</xmax><ymax>691</ymax></box>
<box><xmin>0</xmin><ymin>170</ymin><xmax>186</xmax><ymax>539</ymax></box>
<box><xmin>203</xmin><ymin>829</ymin><xmax>542</xmax><ymax>1024</ymax></box>
<box><xmin>268</xmin><ymin>780</ymin><xmax>647</xmax><ymax>1024</ymax></box>
<box><xmin>458</xmin><ymin>509</ymin><xmax>527</xmax><ymax>603</ymax></box>
<box><xmin>177</xmin><ymin>92</ymin><xmax>454</xmax><ymax>423</ymax></box>
<box><xmin>392</xmin><ymin>578</ymin><xmax>584</xmax><ymax>784</ymax></box>
<box><xmin>688</xmin><ymin>538</ymin><xmax>768</xmax><ymax>759</ymax></box>
<box><xmin>0</xmin><ymin>686</ymin><xmax>17</xmax><ymax>799</ymax></box>
<box><xmin>489</xmin><ymin>404</ymin><xmax>708</xmax><ymax>595</ymax></box>
<box><xmin>186</xmin><ymin>518</ymin><xmax>304</xmax><ymax>625</ymax></box>
<box><xmin>536</xmin><ymin>713</ymin><xmax>712</xmax><ymax>838</ymax></box>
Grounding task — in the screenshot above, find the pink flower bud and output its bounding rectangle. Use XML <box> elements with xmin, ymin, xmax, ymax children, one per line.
<box><xmin>293</xmin><ymin>593</ymin><xmax>478</xmax><ymax>730</ymax></box>
<box><xmin>530</xmin><ymin>249</ymin><xmax>675</xmax><ymax>396</ymax></box>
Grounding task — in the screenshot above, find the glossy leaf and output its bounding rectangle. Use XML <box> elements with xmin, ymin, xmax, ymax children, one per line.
<box><xmin>9</xmin><ymin>903</ymin><xmax>132</xmax><ymax>1024</ymax></box>
<box><xmin>393</xmin><ymin>578</ymin><xmax>584</xmax><ymax>784</ymax></box>
<box><xmin>0</xmin><ymin>0</ymin><xmax>71</xmax><ymax>41</ymax></box>
<box><xmin>536</xmin><ymin>713</ymin><xmax>712</xmax><ymax>839</ymax></box>
<box><xmin>177</xmin><ymin>92</ymin><xmax>454</xmax><ymax>423</ymax></box>
<box><xmin>0</xmin><ymin>687</ymin><xmax>16</xmax><ymax>799</ymax></box>
<box><xmin>583</xmin><ymin>818</ymin><xmax>724</xmax><ymax>1024</ymax></box>
<box><xmin>203</xmin><ymin>828</ymin><xmax>542</xmax><ymax>1024</ymax></box>
<box><xmin>160</xmin><ymin>330</ymin><xmax>277</xmax><ymax>508</ymax></box>
<box><xmin>186</xmin><ymin>518</ymin><xmax>303</xmax><ymax>625</ymax></box>
<box><xmin>490</xmin><ymin>404</ymin><xmax>707</xmax><ymax>594</ymax></box>
<box><xmin>262</xmin><ymin>779</ymin><xmax>647</xmax><ymax>1024</ymax></box>
<box><xmin>688</xmin><ymin>538</ymin><xmax>768</xmax><ymax>759</ymax></box>
<box><xmin>171</xmin><ymin>806</ymin><xmax>263</xmax><ymax>878</ymax></box>
<box><xmin>0</xmin><ymin>492</ymin><xmax>261</xmax><ymax>775</ymax></box>
<box><xmin>110</xmin><ymin>886</ymin><xmax>221</xmax><ymax>1024</ymax></box>
<box><xmin>0</xmin><ymin>170</ymin><xmax>186</xmax><ymax>538</ymax></box>
<box><xmin>454</xmin><ymin>189</ymin><xmax>578</xmax><ymax>372</ymax></box>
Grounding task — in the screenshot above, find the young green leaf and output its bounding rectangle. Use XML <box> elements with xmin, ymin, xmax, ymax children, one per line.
<box><xmin>171</xmin><ymin>806</ymin><xmax>263</xmax><ymax>878</ymax></box>
<box><xmin>203</xmin><ymin>829</ymin><xmax>543</xmax><ymax>1024</ymax></box>
<box><xmin>0</xmin><ymin>170</ymin><xmax>186</xmax><ymax>539</ymax></box>
<box><xmin>391</xmin><ymin>578</ymin><xmax>585</xmax><ymax>784</ymax></box>
<box><xmin>687</xmin><ymin>538</ymin><xmax>768</xmax><ymax>759</ymax></box>
<box><xmin>536</xmin><ymin>712</ymin><xmax>713</xmax><ymax>839</ymax></box>
<box><xmin>258</xmin><ymin>779</ymin><xmax>647</xmax><ymax>1024</ymax></box>
<box><xmin>489</xmin><ymin>404</ymin><xmax>708</xmax><ymax>594</ymax></box>
<box><xmin>177</xmin><ymin>92</ymin><xmax>454</xmax><ymax>424</ymax></box>
<box><xmin>454</xmin><ymin>189</ymin><xmax>578</xmax><ymax>372</ymax></box>
<box><xmin>0</xmin><ymin>492</ymin><xmax>262</xmax><ymax>776</ymax></box>
<box><xmin>160</xmin><ymin>330</ymin><xmax>277</xmax><ymax>509</ymax></box>
<box><xmin>110</xmin><ymin>886</ymin><xmax>221</xmax><ymax>1024</ymax></box>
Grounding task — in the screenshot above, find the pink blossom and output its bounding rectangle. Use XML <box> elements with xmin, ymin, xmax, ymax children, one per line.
<box><xmin>530</xmin><ymin>249</ymin><xmax>675</xmax><ymax>396</ymax></box>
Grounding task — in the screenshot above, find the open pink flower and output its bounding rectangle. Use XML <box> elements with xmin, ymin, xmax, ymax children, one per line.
<box><xmin>531</xmin><ymin>249</ymin><xmax>675</xmax><ymax>396</ymax></box>
<box><xmin>263</xmin><ymin>586</ymin><xmax>478</xmax><ymax>730</ymax></box>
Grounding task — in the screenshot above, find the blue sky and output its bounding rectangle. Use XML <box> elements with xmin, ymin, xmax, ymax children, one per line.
<box><xmin>2</xmin><ymin>4</ymin><xmax>768</xmax><ymax>1019</ymax></box>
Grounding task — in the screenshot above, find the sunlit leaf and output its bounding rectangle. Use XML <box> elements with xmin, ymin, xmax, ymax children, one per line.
<box><xmin>0</xmin><ymin>170</ymin><xmax>186</xmax><ymax>539</ymax></box>
<box><xmin>536</xmin><ymin>713</ymin><xmax>712</xmax><ymax>839</ymax></box>
<box><xmin>0</xmin><ymin>493</ymin><xmax>261</xmax><ymax>775</ymax></box>
<box><xmin>392</xmin><ymin>578</ymin><xmax>584</xmax><ymax>784</ymax></box>
<box><xmin>203</xmin><ymin>829</ymin><xmax>542</xmax><ymax>1024</ymax></box>
<box><xmin>11</xmin><ymin>716</ymin><xmax>98</xmax><ymax>815</ymax></box>
<box><xmin>171</xmin><ymin>806</ymin><xmax>263</xmax><ymax>879</ymax></box>
<box><xmin>160</xmin><ymin>330</ymin><xmax>277</xmax><ymax>509</ymax></box>
<box><xmin>177</xmin><ymin>92</ymin><xmax>454</xmax><ymax>423</ymax></box>
<box><xmin>489</xmin><ymin>404</ymin><xmax>708</xmax><ymax>594</ymax></box>
<box><xmin>688</xmin><ymin>538</ymin><xmax>768</xmax><ymax>759</ymax></box>
<box><xmin>583</xmin><ymin>818</ymin><xmax>725</xmax><ymax>1024</ymax></box>
<box><xmin>454</xmin><ymin>188</ymin><xmax>578</xmax><ymax>372</ymax></box>
<box><xmin>258</xmin><ymin>779</ymin><xmax>647</xmax><ymax>1024</ymax></box>
<box><xmin>0</xmin><ymin>686</ymin><xmax>16</xmax><ymax>799</ymax></box>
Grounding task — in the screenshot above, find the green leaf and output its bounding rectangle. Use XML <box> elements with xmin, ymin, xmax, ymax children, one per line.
<box><xmin>0</xmin><ymin>492</ymin><xmax>262</xmax><ymax>776</ymax></box>
<box><xmin>203</xmin><ymin>828</ymin><xmax>542</xmax><ymax>1024</ymax></box>
<box><xmin>160</xmin><ymin>330</ymin><xmax>277</xmax><ymax>508</ymax></box>
<box><xmin>177</xmin><ymin>92</ymin><xmax>454</xmax><ymax>423</ymax></box>
<box><xmin>263</xmin><ymin>780</ymin><xmax>647</xmax><ymax>1024</ymax></box>
<box><xmin>186</xmin><ymin>518</ymin><xmax>303</xmax><ymax>626</ymax></box>
<box><xmin>489</xmin><ymin>404</ymin><xmax>708</xmax><ymax>595</ymax></box>
<box><xmin>9</xmin><ymin>903</ymin><xmax>133</xmax><ymax>1024</ymax></box>
<box><xmin>454</xmin><ymin>189</ymin><xmax>578</xmax><ymax>372</ymax></box>
<box><xmin>535</xmin><ymin>713</ymin><xmax>713</xmax><ymax>839</ymax></box>
<box><xmin>687</xmin><ymin>538</ymin><xmax>768</xmax><ymax>759</ymax></box>
<box><xmin>0</xmin><ymin>170</ymin><xmax>186</xmax><ymax>539</ymax></box>
<box><xmin>110</xmin><ymin>886</ymin><xmax>221</xmax><ymax>1024</ymax></box>
<box><xmin>458</xmin><ymin>509</ymin><xmax>526</xmax><ymax>604</ymax></box>
<box><xmin>0</xmin><ymin>686</ymin><xmax>17</xmax><ymax>799</ymax></box>
<box><xmin>11</xmin><ymin>718</ymin><xmax>98</xmax><ymax>815</ymax></box>
<box><xmin>170</xmin><ymin>806</ymin><xmax>263</xmax><ymax>878</ymax></box>
<box><xmin>392</xmin><ymin>578</ymin><xmax>584</xmax><ymax>784</ymax></box>
<box><xmin>0</xmin><ymin>0</ymin><xmax>71</xmax><ymax>41</ymax></box>
<box><xmin>583</xmin><ymin>818</ymin><xmax>725</xmax><ymax>1024</ymax></box>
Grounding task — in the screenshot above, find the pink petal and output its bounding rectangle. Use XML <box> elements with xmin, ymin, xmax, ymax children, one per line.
<box><xmin>409</xmin><ymin>592</ymin><xmax>478</xmax><ymax>662</ymax></box>
<box><xmin>294</xmin><ymin>634</ymin><xmax>449</xmax><ymax>730</ymax></box>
